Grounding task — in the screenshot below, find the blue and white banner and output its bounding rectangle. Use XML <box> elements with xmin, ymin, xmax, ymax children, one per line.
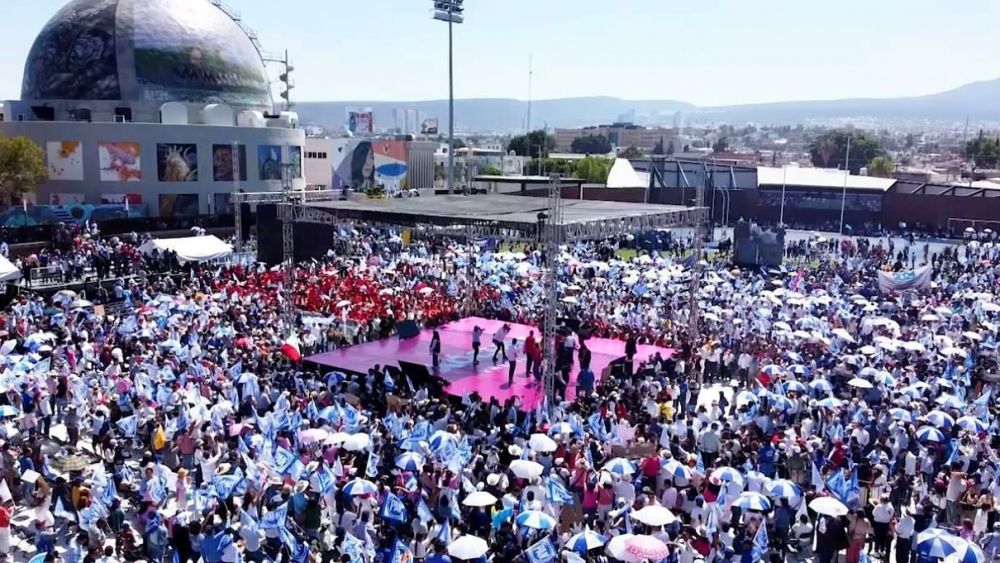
<box><xmin>877</xmin><ymin>266</ymin><xmax>932</xmax><ymax>293</ymax></box>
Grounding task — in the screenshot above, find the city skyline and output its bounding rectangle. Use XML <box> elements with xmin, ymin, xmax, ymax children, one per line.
<box><xmin>2</xmin><ymin>0</ymin><xmax>999</xmax><ymax>107</ymax></box>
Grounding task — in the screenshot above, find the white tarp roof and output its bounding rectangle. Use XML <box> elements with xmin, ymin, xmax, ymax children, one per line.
<box><xmin>757</xmin><ymin>166</ymin><xmax>896</xmax><ymax>192</ymax></box>
<box><xmin>0</xmin><ymin>255</ymin><xmax>21</xmax><ymax>282</ymax></box>
<box><xmin>606</xmin><ymin>158</ymin><xmax>646</xmax><ymax>188</ymax></box>
<box><xmin>138</xmin><ymin>235</ymin><xmax>233</xmax><ymax>264</ymax></box>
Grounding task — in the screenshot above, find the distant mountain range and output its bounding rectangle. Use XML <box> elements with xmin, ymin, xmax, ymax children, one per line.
<box><xmin>295</xmin><ymin>78</ymin><xmax>1000</xmax><ymax>132</ymax></box>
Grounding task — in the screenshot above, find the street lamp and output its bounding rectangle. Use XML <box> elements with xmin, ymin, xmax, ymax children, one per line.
<box><xmin>432</xmin><ymin>0</ymin><xmax>464</xmax><ymax>194</ymax></box>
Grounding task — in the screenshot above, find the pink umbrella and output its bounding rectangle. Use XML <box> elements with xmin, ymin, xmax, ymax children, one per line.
<box><xmin>299</xmin><ymin>428</ymin><xmax>331</xmax><ymax>445</ymax></box>
<box><xmin>625</xmin><ymin>535</ymin><xmax>670</xmax><ymax>561</ymax></box>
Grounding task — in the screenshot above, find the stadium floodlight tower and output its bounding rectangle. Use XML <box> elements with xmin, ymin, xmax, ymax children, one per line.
<box><xmin>431</xmin><ymin>0</ymin><xmax>464</xmax><ymax>194</ymax></box>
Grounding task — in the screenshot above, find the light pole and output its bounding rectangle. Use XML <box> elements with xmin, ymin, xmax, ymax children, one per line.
<box><xmin>839</xmin><ymin>135</ymin><xmax>852</xmax><ymax>235</ymax></box>
<box><xmin>432</xmin><ymin>0</ymin><xmax>464</xmax><ymax>194</ymax></box>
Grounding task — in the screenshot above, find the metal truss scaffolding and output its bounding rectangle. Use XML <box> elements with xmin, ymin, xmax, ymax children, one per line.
<box><xmin>540</xmin><ymin>176</ymin><xmax>563</xmax><ymax>407</ymax></box>
<box><xmin>229</xmin><ymin>188</ymin><xmax>708</xmax><ymax>383</ymax></box>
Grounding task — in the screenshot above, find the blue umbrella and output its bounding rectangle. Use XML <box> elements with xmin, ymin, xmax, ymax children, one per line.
<box><xmin>937</xmin><ymin>395</ymin><xmax>966</xmax><ymax>410</ymax></box>
<box><xmin>398</xmin><ymin>438</ymin><xmax>429</xmax><ymax>452</ymax></box>
<box><xmin>602</xmin><ymin>458</ymin><xmax>638</xmax><ymax>476</ymax></box>
<box><xmin>808</xmin><ymin>379</ymin><xmax>833</xmax><ymax>395</ymax></box>
<box><xmin>661</xmin><ymin>459</ymin><xmax>692</xmax><ymax>480</ymax></box>
<box><xmin>765</xmin><ymin>479</ymin><xmax>802</xmax><ymax>501</ymax></box>
<box><xmin>782</xmin><ymin>380</ymin><xmax>807</xmax><ymax>394</ymax></box>
<box><xmin>317</xmin><ymin>406</ymin><xmax>340</xmax><ymax>421</ymax></box>
<box><xmin>515</xmin><ymin>510</ymin><xmax>557</xmax><ymax>530</ymax></box>
<box><xmin>924</xmin><ymin>410</ymin><xmax>955</xmax><ymax>429</ymax></box>
<box><xmin>566</xmin><ymin>530</ymin><xmax>607</xmax><ymax>553</ymax></box>
<box><xmin>429</xmin><ymin>431</ymin><xmax>457</xmax><ymax>451</ymax></box>
<box><xmin>956</xmin><ymin>416</ymin><xmax>988</xmax><ymax>433</ymax></box>
<box><xmin>710</xmin><ymin>467</ymin><xmax>745</xmax><ymax>487</ymax></box>
<box><xmin>760</xmin><ymin>364</ymin><xmax>784</xmax><ymax>377</ymax></box>
<box><xmin>0</xmin><ymin>405</ymin><xmax>19</xmax><ymax>417</ymax></box>
<box><xmin>766</xmin><ymin>393</ymin><xmax>794</xmax><ymax>411</ymax></box>
<box><xmin>732</xmin><ymin>491</ymin><xmax>771</xmax><ymax>511</ymax></box>
<box><xmin>342</xmin><ymin>478</ymin><xmax>378</xmax><ymax>496</ymax></box>
<box><xmin>785</xmin><ymin>352</ymin><xmax>804</xmax><ymax>363</ymax></box>
<box><xmin>916</xmin><ymin>426</ymin><xmax>946</xmax><ymax>443</ymax></box>
<box><xmin>915</xmin><ymin>528</ymin><xmax>961</xmax><ymax>559</ymax></box>
<box><xmin>395</xmin><ymin>452</ymin><xmax>425</xmax><ymax>472</ymax></box>
<box><xmin>888</xmin><ymin>408</ymin><xmax>912</xmax><ymax>422</ymax></box>
<box><xmin>945</xmin><ymin>539</ymin><xmax>987</xmax><ymax>563</ymax></box>
<box><xmin>816</xmin><ymin>397</ymin><xmax>842</xmax><ymax>409</ymax></box>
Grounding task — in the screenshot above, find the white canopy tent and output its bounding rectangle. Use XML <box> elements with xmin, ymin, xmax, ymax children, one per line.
<box><xmin>606</xmin><ymin>158</ymin><xmax>646</xmax><ymax>188</ymax></box>
<box><xmin>0</xmin><ymin>255</ymin><xmax>21</xmax><ymax>282</ymax></box>
<box><xmin>138</xmin><ymin>235</ymin><xmax>233</xmax><ymax>264</ymax></box>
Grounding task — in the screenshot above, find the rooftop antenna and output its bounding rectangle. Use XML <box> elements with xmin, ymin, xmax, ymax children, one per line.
<box><xmin>527</xmin><ymin>54</ymin><xmax>533</xmax><ymax>135</ymax></box>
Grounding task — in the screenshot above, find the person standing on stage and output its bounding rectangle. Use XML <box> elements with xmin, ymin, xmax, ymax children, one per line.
<box><xmin>524</xmin><ymin>331</ymin><xmax>540</xmax><ymax>377</ymax></box>
<box><xmin>508</xmin><ymin>338</ymin><xmax>520</xmax><ymax>385</ymax></box>
<box><xmin>492</xmin><ymin>324</ymin><xmax>510</xmax><ymax>363</ymax></box>
<box><xmin>472</xmin><ymin>326</ymin><xmax>483</xmax><ymax>365</ymax></box>
<box><xmin>430</xmin><ymin>330</ymin><xmax>441</xmax><ymax>368</ymax></box>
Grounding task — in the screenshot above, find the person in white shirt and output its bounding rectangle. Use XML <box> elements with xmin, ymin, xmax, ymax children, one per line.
<box><xmin>872</xmin><ymin>495</ymin><xmax>895</xmax><ymax>557</ymax></box>
<box><xmin>507</xmin><ymin>338</ymin><xmax>520</xmax><ymax>385</ymax></box>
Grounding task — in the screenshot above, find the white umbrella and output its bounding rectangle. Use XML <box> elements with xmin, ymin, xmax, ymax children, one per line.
<box><xmin>528</xmin><ymin>433</ymin><xmax>558</xmax><ymax>453</ymax></box>
<box><xmin>448</xmin><ymin>535</ymin><xmax>489</xmax><ymax>559</ymax></box>
<box><xmin>462</xmin><ymin>491</ymin><xmax>498</xmax><ymax>507</ymax></box>
<box><xmin>632</xmin><ymin>505</ymin><xmax>677</xmax><ymax>526</ymax></box>
<box><xmin>847</xmin><ymin>377</ymin><xmax>874</xmax><ymax>389</ymax></box>
<box><xmin>509</xmin><ymin>460</ymin><xmax>544</xmax><ymax>479</ymax></box>
<box><xmin>809</xmin><ymin>496</ymin><xmax>848</xmax><ymax>517</ymax></box>
<box><xmin>343</xmin><ymin>433</ymin><xmax>372</xmax><ymax>452</ymax></box>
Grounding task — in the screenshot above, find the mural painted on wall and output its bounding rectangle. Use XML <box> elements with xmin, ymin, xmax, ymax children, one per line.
<box><xmin>100</xmin><ymin>194</ymin><xmax>143</xmax><ymax>205</ymax></box>
<box><xmin>0</xmin><ymin>204</ymin><xmax>145</xmax><ymax>227</ymax></box>
<box><xmin>21</xmin><ymin>0</ymin><xmax>122</xmax><ymax>100</ymax></box>
<box><xmin>159</xmin><ymin>194</ymin><xmax>200</xmax><ymax>217</ymax></box>
<box><xmin>46</xmin><ymin>141</ymin><xmax>84</xmax><ymax>181</ymax></box>
<box><xmin>157</xmin><ymin>143</ymin><xmax>198</xmax><ymax>182</ymax></box>
<box><xmin>212</xmin><ymin>144</ymin><xmax>247</xmax><ymax>182</ymax></box>
<box><xmin>131</xmin><ymin>0</ymin><xmax>271</xmax><ymax>107</ymax></box>
<box><xmin>330</xmin><ymin>139</ymin><xmax>374</xmax><ymax>191</ymax></box>
<box><xmin>373</xmin><ymin>141</ymin><xmax>409</xmax><ymax>191</ymax></box>
<box><xmin>258</xmin><ymin>145</ymin><xmax>283</xmax><ymax>181</ymax></box>
<box><xmin>49</xmin><ymin>193</ymin><xmax>85</xmax><ymax>205</ymax></box>
<box><xmin>289</xmin><ymin>146</ymin><xmax>303</xmax><ymax>179</ymax></box>
<box><xmin>98</xmin><ymin>142</ymin><xmax>142</xmax><ymax>182</ymax></box>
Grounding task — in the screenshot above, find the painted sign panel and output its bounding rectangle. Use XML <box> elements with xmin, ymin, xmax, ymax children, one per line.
<box><xmin>46</xmin><ymin>141</ymin><xmax>84</xmax><ymax>181</ymax></box>
<box><xmin>98</xmin><ymin>142</ymin><xmax>142</xmax><ymax>182</ymax></box>
<box><xmin>157</xmin><ymin>143</ymin><xmax>198</xmax><ymax>182</ymax></box>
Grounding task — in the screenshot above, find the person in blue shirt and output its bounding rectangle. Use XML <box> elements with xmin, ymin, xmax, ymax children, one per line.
<box><xmin>576</xmin><ymin>368</ymin><xmax>595</xmax><ymax>398</ymax></box>
<box><xmin>425</xmin><ymin>541</ymin><xmax>452</xmax><ymax>563</ymax></box>
<box><xmin>758</xmin><ymin>442</ymin><xmax>777</xmax><ymax>478</ymax></box>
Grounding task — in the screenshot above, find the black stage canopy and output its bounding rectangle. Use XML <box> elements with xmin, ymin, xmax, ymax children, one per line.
<box><xmin>301</xmin><ymin>195</ymin><xmax>707</xmax><ymax>242</ymax></box>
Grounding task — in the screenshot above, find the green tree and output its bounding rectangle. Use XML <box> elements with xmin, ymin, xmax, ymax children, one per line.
<box><xmin>867</xmin><ymin>156</ymin><xmax>895</xmax><ymax>178</ymax></box>
<box><xmin>481</xmin><ymin>164</ymin><xmax>502</xmax><ymax>176</ymax></box>
<box><xmin>618</xmin><ymin>146</ymin><xmax>644</xmax><ymax>159</ymax></box>
<box><xmin>0</xmin><ymin>134</ymin><xmax>46</xmax><ymax>204</ymax></box>
<box><xmin>434</xmin><ymin>163</ymin><xmax>446</xmax><ymax>181</ymax></box>
<box><xmin>575</xmin><ymin>156</ymin><xmax>612</xmax><ymax>183</ymax></box>
<box><xmin>712</xmin><ymin>137</ymin><xmax>730</xmax><ymax>153</ymax></box>
<box><xmin>507</xmin><ymin>130</ymin><xmax>555</xmax><ymax>158</ymax></box>
<box><xmin>570</xmin><ymin>135</ymin><xmax>612</xmax><ymax>155</ymax></box>
<box><xmin>808</xmin><ymin>130</ymin><xmax>884</xmax><ymax>174</ymax></box>
<box><xmin>965</xmin><ymin>131</ymin><xmax>1000</xmax><ymax>169</ymax></box>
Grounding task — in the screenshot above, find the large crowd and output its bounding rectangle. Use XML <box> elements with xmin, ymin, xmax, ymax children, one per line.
<box><xmin>1</xmin><ymin>224</ymin><xmax>1000</xmax><ymax>563</ymax></box>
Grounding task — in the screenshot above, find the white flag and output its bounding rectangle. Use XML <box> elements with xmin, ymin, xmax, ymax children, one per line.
<box><xmin>0</xmin><ymin>479</ymin><xmax>11</xmax><ymax>503</ymax></box>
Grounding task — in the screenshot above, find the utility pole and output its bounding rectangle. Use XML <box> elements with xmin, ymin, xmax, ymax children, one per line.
<box><xmin>432</xmin><ymin>1</ymin><xmax>465</xmax><ymax>194</ymax></box>
<box><xmin>839</xmin><ymin>135</ymin><xmax>852</xmax><ymax>235</ymax></box>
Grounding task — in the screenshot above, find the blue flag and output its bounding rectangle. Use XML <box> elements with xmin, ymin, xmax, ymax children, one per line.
<box><xmin>260</xmin><ymin>503</ymin><xmax>289</xmax><ymax>530</ymax></box>
<box><xmin>547</xmin><ymin>476</ymin><xmax>575</xmax><ymax>505</ymax></box>
<box><xmin>272</xmin><ymin>447</ymin><xmax>296</xmax><ymax>474</ymax></box>
<box><xmin>436</xmin><ymin>518</ymin><xmax>451</xmax><ymax>543</ymax></box>
<box><xmin>390</xmin><ymin>540</ymin><xmax>413</xmax><ymax>563</ymax></box>
<box><xmin>417</xmin><ymin>499</ymin><xmax>435</xmax><ymax>523</ymax></box>
<box><xmin>492</xmin><ymin>506</ymin><xmax>513</xmax><ymax>529</ymax></box>
<box><xmin>366</xmin><ymin>452</ymin><xmax>380</xmax><ymax>479</ymax></box>
<box><xmin>751</xmin><ymin>523</ymin><xmax>769</xmax><ymax>560</ymax></box>
<box><xmin>27</xmin><ymin>553</ymin><xmax>48</xmax><ymax>563</ymax></box>
<box><xmin>380</xmin><ymin>492</ymin><xmax>409</xmax><ymax>525</ymax></box>
<box><xmin>291</xmin><ymin>540</ymin><xmax>310</xmax><ymax>563</ymax></box>
<box><xmin>228</xmin><ymin>360</ymin><xmax>243</xmax><ymax>380</ymax></box>
<box><xmin>526</xmin><ymin>539</ymin><xmax>558</xmax><ymax>563</ymax></box>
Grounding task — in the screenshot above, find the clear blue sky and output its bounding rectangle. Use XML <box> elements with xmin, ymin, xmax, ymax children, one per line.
<box><xmin>3</xmin><ymin>0</ymin><xmax>999</xmax><ymax>106</ymax></box>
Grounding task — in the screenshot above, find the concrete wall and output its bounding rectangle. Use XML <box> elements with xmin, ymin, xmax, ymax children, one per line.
<box><xmin>0</xmin><ymin>120</ymin><xmax>305</xmax><ymax>216</ymax></box>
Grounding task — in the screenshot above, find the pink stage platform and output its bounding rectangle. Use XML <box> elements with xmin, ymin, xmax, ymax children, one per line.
<box><xmin>305</xmin><ymin>316</ymin><xmax>674</xmax><ymax>406</ymax></box>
